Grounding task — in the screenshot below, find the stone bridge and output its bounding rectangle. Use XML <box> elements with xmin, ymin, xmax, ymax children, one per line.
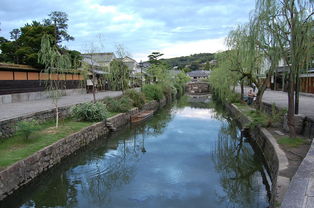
<box><xmin>186</xmin><ymin>82</ymin><xmax>210</xmax><ymax>94</ymax></box>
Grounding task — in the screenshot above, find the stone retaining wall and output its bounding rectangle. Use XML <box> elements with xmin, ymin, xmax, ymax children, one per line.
<box><xmin>260</xmin><ymin>101</ymin><xmax>314</xmax><ymax>138</ymax></box>
<box><xmin>0</xmin><ymin>106</ymin><xmax>71</xmax><ymax>139</ymax></box>
<box><xmin>0</xmin><ymin>98</ymin><xmax>168</xmax><ymax>200</ymax></box>
<box><xmin>226</xmin><ymin>103</ymin><xmax>290</xmax><ymax>208</ymax></box>
<box><xmin>0</xmin><ymin>89</ymin><xmax>85</xmax><ymax>105</ymax></box>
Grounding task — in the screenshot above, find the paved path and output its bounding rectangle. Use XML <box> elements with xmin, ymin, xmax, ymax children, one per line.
<box><xmin>0</xmin><ymin>91</ymin><xmax>122</xmax><ymax>121</ymax></box>
<box><xmin>236</xmin><ymin>87</ymin><xmax>314</xmax><ymax>120</ymax></box>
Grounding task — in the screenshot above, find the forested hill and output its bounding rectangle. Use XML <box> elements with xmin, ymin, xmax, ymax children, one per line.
<box><xmin>160</xmin><ymin>53</ymin><xmax>215</xmax><ymax>70</ymax></box>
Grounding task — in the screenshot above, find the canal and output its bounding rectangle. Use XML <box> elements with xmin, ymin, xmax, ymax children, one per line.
<box><xmin>0</xmin><ymin>96</ymin><xmax>270</xmax><ymax>208</ymax></box>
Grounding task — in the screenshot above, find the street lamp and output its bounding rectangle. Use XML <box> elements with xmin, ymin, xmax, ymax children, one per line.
<box><xmin>139</xmin><ymin>60</ymin><xmax>143</xmax><ymax>89</ymax></box>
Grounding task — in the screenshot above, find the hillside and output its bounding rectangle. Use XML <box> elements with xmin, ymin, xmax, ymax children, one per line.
<box><xmin>161</xmin><ymin>53</ymin><xmax>215</xmax><ymax>70</ymax></box>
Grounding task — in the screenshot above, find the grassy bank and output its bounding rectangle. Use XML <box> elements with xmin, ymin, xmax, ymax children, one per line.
<box><xmin>0</xmin><ymin>120</ymin><xmax>95</xmax><ymax>169</ymax></box>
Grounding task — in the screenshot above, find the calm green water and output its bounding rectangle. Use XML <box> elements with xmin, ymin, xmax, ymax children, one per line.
<box><xmin>0</xmin><ymin>96</ymin><xmax>270</xmax><ymax>208</ymax></box>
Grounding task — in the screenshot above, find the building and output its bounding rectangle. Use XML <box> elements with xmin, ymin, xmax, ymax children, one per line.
<box><xmin>0</xmin><ymin>63</ymin><xmax>84</xmax><ymax>103</ymax></box>
<box><xmin>261</xmin><ymin>58</ymin><xmax>314</xmax><ymax>94</ymax></box>
<box><xmin>187</xmin><ymin>70</ymin><xmax>210</xmax><ymax>82</ymax></box>
<box><xmin>120</xmin><ymin>56</ymin><xmax>141</xmax><ymax>74</ymax></box>
<box><xmin>81</xmin><ymin>53</ymin><xmax>116</xmax><ymax>70</ymax></box>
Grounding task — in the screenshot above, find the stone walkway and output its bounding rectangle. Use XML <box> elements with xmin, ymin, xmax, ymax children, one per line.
<box><xmin>0</xmin><ymin>91</ymin><xmax>122</xmax><ymax>121</ymax></box>
<box><xmin>281</xmin><ymin>140</ymin><xmax>314</xmax><ymax>208</ymax></box>
<box><xmin>236</xmin><ymin>87</ymin><xmax>314</xmax><ymax>120</ymax></box>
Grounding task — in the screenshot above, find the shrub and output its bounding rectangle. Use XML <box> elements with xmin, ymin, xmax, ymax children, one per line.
<box><xmin>105</xmin><ymin>96</ymin><xmax>133</xmax><ymax>112</ymax></box>
<box><xmin>71</xmin><ymin>102</ymin><xmax>108</xmax><ymax>122</ymax></box>
<box><xmin>124</xmin><ymin>89</ymin><xmax>146</xmax><ymax>109</ymax></box>
<box><xmin>16</xmin><ymin>119</ymin><xmax>39</xmax><ymax>141</ymax></box>
<box><xmin>142</xmin><ymin>84</ymin><xmax>164</xmax><ymax>101</ymax></box>
<box><xmin>174</xmin><ymin>83</ymin><xmax>184</xmax><ymax>97</ymax></box>
<box><xmin>160</xmin><ymin>84</ymin><xmax>174</xmax><ymax>100</ymax></box>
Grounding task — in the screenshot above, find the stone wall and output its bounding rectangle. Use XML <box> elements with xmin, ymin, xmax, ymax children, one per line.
<box><xmin>260</xmin><ymin>101</ymin><xmax>314</xmax><ymax>138</ymax></box>
<box><xmin>0</xmin><ymin>98</ymin><xmax>169</xmax><ymax>200</ymax></box>
<box><xmin>0</xmin><ymin>106</ymin><xmax>72</xmax><ymax>139</ymax></box>
<box><xmin>0</xmin><ymin>121</ymin><xmax>109</xmax><ymax>200</ymax></box>
<box><xmin>226</xmin><ymin>103</ymin><xmax>290</xmax><ymax>208</ymax></box>
<box><xmin>0</xmin><ymin>89</ymin><xmax>85</xmax><ymax>104</ymax></box>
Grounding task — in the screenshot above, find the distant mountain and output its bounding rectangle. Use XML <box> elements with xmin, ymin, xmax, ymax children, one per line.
<box><xmin>160</xmin><ymin>53</ymin><xmax>215</xmax><ymax>71</ymax></box>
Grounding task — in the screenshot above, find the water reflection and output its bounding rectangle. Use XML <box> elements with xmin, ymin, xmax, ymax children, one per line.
<box><xmin>0</xmin><ymin>96</ymin><xmax>269</xmax><ymax>208</ymax></box>
<box><xmin>212</xmin><ymin>119</ymin><xmax>269</xmax><ymax>208</ymax></box>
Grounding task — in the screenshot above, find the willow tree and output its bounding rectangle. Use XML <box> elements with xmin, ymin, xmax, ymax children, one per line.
<box><xmin>209</xmin><ymin>51</ymin><xmax>241</xmax><ymax>103</ymax></box>
<box><xmin>38</xmin><ymin>34</ymin><xmax>72</xmax><ymax>128</ymax></box>
<box><xmin>249</xmin><ymin>13</ymin><xmax>281</xmax><ymax>109</ymax></box>
<box><xmin>226</xmin><ymin>24</ymin><xmax>263</xmax><ymax>102</ymax></box>
<box><xmin>256</xmin><ymin>0</ymin><xmax>313</xmax><ymax>137</ymax></box>
<box><xmin>109</xmin><ymin>44</ymin><xmax>131</xmax><ymax>93</ymax></box>
<box><xmin>109</xmin><ymin>59</ymin><xmax>130</xmax><ymax>92</ymax></box>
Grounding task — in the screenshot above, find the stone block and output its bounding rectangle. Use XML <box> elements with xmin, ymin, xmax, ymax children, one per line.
<box><xmin>305</xmin><ymin>197</ymin><xmax>314</xmax><ymax>208</ymax></box>
<box><xmin>28</xmin><ymin>92</ymin><xmax>42</xmax><ymax>101</ymax></box>
<box><xmin>12</xmin><ymin>93</ymin><xmax>29</xmax><ymax>103</ymax></box>
<box><xmin>2</xmin><ymin>95</ymin><xmax>12</xmax><ymax>104</ymax></box>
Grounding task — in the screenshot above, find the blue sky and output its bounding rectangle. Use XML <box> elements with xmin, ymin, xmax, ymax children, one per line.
<box><xmin>0</xmin><ymin>0</ymin><xmax>255</xmax><ymax>61</ymax></box>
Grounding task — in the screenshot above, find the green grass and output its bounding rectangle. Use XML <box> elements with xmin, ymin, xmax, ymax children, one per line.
<box><xmin>107</xmin><ymin>112</ymin><xmax>119</xmax><ymax>117</ymax></box>
<box><xmin>0</xmin><ymin>120</ymin><xmax>94</xmax><ymax>168</ymax></box>
<box><xmin>234</xmin><ymin>103</ymin><xmax>270</xmax><ymax>127</ymax></box>
<box><xmin>278</xmin><ymin>137</ymin><xmax>307</xmax><ymax>147</ymax></box>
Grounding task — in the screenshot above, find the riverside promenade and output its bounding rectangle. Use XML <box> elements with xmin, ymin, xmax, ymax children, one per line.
<box><xmin>0</xmin><ymin>90</ymin><xmax>122</xmax><ymax>121</ymax></box>
<box><xmin>236</xmin><ymin>87</ymin><xmax>314</xmax><ymax>120</ymax></box>
<box><xmin>236</xmin><ymin>87</ymin><xmax>314</xmax><ymax>208</ymax></box>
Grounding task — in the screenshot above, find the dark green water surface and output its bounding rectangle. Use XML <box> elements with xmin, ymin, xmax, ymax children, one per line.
<box><xmin>0</xmin><ymin>96</ymin><xmax>270</xmax><ymax>208</ymax></box>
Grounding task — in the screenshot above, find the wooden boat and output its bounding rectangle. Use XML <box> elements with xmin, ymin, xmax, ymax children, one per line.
<box><xmin>131</xmin><ymin>110</ymin><xmax>154</xmax><ymax>123</ymax></box>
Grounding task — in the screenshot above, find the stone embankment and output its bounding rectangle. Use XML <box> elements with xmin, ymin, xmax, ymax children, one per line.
<box><xmin>226</xmin><ymin>103</ymin><xmax>290</xmax><ymax>208</ymax></box>
<box><xmin>0</xmin><ymin>98</ymin><xmax>167</xmax><ymax>201</ymax></box>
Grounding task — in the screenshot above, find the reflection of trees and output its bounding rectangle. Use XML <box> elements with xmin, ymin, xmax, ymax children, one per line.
<box><xmin>212</xmin><ymin>120</ymin><xmax>269</xmax><ymax>207</ymax></box>
<box><xmin>79</xmin><ymin>131</ymin><xmax>143</xmax><ymax>206</ymax></box>
<box><xmin>144</xmin><ymin>106</ymin><xmax>173</xmax><ymax>136</ymax></box>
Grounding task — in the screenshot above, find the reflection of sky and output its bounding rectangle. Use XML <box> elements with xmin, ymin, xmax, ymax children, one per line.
<box><xmin>13</xmin><ymin>105</ymin><xmax>268</xmax><ymax>208</ymax></box>
<box><xmin>175</xmin><ymin>107</ymin><xmax>216</xmax><ymax>120</ymax></box>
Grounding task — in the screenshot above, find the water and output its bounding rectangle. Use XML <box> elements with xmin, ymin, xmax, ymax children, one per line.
<box><xmin>0</xmin><ymin>96</ymin><xmax>270</xmax><ymax>208</ymax></box>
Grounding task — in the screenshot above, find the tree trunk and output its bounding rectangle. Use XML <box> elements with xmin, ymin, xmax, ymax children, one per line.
<box><xmin>255</xmin><ymin>85</ymin><xmax>267</xmax><ymax>111</ymax></box>
<box><xmin>55</xmin><ymin>103</ymin><xmax>59</xmax><ymax>128</ymax></box>
<box><xmin>240</xmin><ymin>81</ymin><xmax>244</xmax><ymax>99</ymax></box>
<box><xmin>92</xmin><ymin>73</ymin><xmax>96</xmax><ymax>103</ymax></box>
<box><xmin>295</xmin><ymin>73</ymin><xmax>300</xmax><ymax>114</ymax></box>
<box><xmin>287</xmin><ymin>73</ymin><xmax>296</xmax><ymax>138</ymax></box>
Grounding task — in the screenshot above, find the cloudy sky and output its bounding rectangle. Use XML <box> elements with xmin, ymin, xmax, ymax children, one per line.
<box><xmin>0</xmin><ymin>0</ymin><xmax>255</xmax><ymax>61</ymax></box>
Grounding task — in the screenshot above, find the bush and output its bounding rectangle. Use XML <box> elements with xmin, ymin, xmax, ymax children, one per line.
<box><xmin>124</xmin><ymin>89</ymin><xmax>146</xmax><ymax>109</ymax></box>
<box><xmin>160</xmin><ymin>84</ymin><xmax>175</xmax><ymax>100</ymax></box>
<box><xmin>142</xmin><ymin>84</ymin><xmax>164</xmax><ymax>101</ymax></box>
<box><xmin>174</xmin><ymin>83</ymin><xmax>184</xmax><ymax>97</ymax></box>
<box><xmin>105</xmin><ymin>96</ymin><xmax>134</xmax><ymax>113</ymax></box>
<box><xmin>71</xmin><ymin>102</ymin><xmax>108</xmax><ymax>122</ymax></box>
<box><xmin>16</xmin><ymin>119</ymin><xmax>39</xmax><ymax>140</ymax></box>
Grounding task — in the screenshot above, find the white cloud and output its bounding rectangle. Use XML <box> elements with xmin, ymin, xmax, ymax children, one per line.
<box><xmin>133</xmin><ymin>37</ymin><xmax>227</xmax><ymax>61</ymax></box>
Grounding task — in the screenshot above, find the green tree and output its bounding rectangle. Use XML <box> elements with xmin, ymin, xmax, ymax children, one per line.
<box><xmin>0</xmin><ymin>21</ymin><xmax>55</xmax><ymax>67</ymax></box>
<box><xmin>256</xmin><ymin>0</ymin><xmax>313</xmax><ymax>137</ymax></box>
<box><xmin>44</xmin><ymin>11</ymin><xmax>74</xmax><ymax>45</ymax></box>
<box><xmin>109</xmin><ymin>59</ymin><xmax>130</xmax><ymax>92</ymax></box>
<box><xmin>38</xmin><ymin>34</ymin><xmax>72</xmax><ymax>128</ymax></box>
<box><xmin>148</xmin><ymin>52</ymin><xmax>164</xmax><ymax>65</ymax></box>
<box><xmin>9</xmin><ymin>28</ymin><xmax>21</xmax><ymax>41</ymax></box>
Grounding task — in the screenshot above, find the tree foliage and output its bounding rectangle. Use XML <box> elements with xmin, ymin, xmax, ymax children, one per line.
<box><xmin>0</xmin><ymin>12</ymin><xmax>78</xmax><ymax>68</ymax></box>
<box><xmin>44</xmin><ymin>11</ymin><xmax>74</xmax><ymax>45</ymax></box>
<box><xmin>255</xmin><ymin>0</ymin><xmax>313</xmax><ymax>137</ymax></box>
<box><xmin>38</xmin><ymin>34</ymin><xmax>72</xmax><ymax>128</ymax></box>
<box><xmin>109</xmin><ymin>59</ymin><xmax>130</xmax><ymax>91</ymax></box>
